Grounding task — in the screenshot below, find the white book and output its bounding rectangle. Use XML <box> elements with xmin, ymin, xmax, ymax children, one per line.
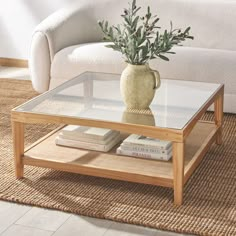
<box><xmin>58</xmin><ymin>131</ymin><xmax>120</xmax><ymax>145</ymax></box>
<box><xmin>120</xmin><ymin>143</ymin><xmax>172</xmax><ymax>154</ymax></box>
<box><xmin>116</xmin><ymin>147</ymin><xmax>172</xmax><ymax>161</ymax></box>
<box><xmin>55</xmin><ymin>133</ymin><xmax>121</xmax><ymax>152</ymax></box>
<box><xmin>61</xmin><ymin>125</ymin><xmax>114</xmax><ymax>141</ymax></box>
<box><xmin>123</xmin><ymin>134</ymin><xmax>172</xmax><ymax>150</ymax></box>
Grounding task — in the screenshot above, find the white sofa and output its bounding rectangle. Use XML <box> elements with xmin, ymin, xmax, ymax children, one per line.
<box><xmin>30</xmin><ymin>0</ymin><xmax>236</xmax><ymax>113</ymax></box>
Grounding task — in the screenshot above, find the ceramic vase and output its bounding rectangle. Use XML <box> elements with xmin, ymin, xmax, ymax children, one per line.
<box><xmin>120</xmin><ymin>64</ymin><xmax>161</xmax><ymax>109</ymax></box>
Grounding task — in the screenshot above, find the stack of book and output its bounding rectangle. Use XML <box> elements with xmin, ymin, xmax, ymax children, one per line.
<box><xmin>55</xmin><ymin>125</ymin><xmax>121</xmax><ymax>152</ymax></box>
<box><xmin>116</xmin><ymin>134</ymin><xmax>172</xmax><ymax>161</ymax></box>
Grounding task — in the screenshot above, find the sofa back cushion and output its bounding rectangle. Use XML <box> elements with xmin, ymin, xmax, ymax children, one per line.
<box><xmin>93</xmin><ymin>0</ymin><xmax>236</xmax><ymax>51</ymax></box>
<box><xmin>39</xmin><ymin>0</ymin><xmax>236</xmax><ymax>58</ymax></box>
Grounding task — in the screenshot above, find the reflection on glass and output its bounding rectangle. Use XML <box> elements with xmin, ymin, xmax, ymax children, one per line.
<box><xmin>122</xmin><ymin>108</ymin><xmax>155</xmax><ymax>126</ymax></box>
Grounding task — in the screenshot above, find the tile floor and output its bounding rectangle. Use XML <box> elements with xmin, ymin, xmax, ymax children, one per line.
<box><xmin>0</xmin><ymin>201</ymin><xmax>190</xmax><ymax>236</ymax></box>
<box><xmin>0</xmin><ymin>66</ymin><xmax>192</xmax><ymax>236</ymax></box>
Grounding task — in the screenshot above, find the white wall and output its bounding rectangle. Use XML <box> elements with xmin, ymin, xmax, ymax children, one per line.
<box><xmin>0</xmin><ymin>0</ymin><xmax>75</xmax><ymax>60</ymax></box>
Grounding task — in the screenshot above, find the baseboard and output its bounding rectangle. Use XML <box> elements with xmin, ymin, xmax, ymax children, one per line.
<box><xmin>0</xmin><ymin>58</ymin><xmax>28</xmax><ymax>68</ymax></box>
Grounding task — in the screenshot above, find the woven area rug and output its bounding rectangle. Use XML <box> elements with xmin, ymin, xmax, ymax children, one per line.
<box><xmin>0</xmin><ymin>79</ymin><xmax>236</xmax><ymax>236</ymax></box>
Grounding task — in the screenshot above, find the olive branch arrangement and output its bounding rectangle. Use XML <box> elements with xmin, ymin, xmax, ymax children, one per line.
<box><xmin>98</xmin><ymin>0</ymin><xmax>194</xmax><ymax>65</ymax></box>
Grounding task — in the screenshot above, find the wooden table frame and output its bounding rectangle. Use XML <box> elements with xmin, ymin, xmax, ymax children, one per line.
<box><xmin>11</xmin><ymin>85</ymin><xmax>224</xmax><ymax>206</ymax></box>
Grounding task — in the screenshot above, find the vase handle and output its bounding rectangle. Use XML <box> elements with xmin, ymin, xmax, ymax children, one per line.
<box><xmin>152</xmin><ymin>70</ymin><xmax>161</xmax><ymax>90</ymax></box>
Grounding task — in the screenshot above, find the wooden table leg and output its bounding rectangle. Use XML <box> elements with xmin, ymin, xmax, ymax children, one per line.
<box><xmin>214</xmin><ymin>91</ymin><xmax>224</xmax><ymax>145</ymax></box>
<box><xmin>12</xmin><ymin>121</ymin><xmax>24</xmax><ymax>179</ymax></box>
<box><xmin>172</xmin><ymin>142</ymin><xmax>184</xmax><ymax>205</ymax></box>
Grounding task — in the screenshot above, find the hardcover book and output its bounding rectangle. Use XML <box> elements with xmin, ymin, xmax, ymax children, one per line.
<box><xmin>123</xmin><ymin>134</ymin><xmax>172</xmax><ymax>150</ymax></box>
<box><xmin>120</xmin><ymin>143</ymin><xmax>172</xmax><ymax>154</ymax></box>
<box><xmin>58</xmin><ymin>131</ymin><xmax>119</xmax><ymax>145</ymax></box>
<box><xmin>61</xmin><ymin>125</ymin><xmax>114</xmax><ymax>141</ymax></box>
<box><xmin>55</xmin><ymin>133</ymin><xmax>121</xmax><ymax>152</ymax></box>
<box><xmin>116</xmin><ymin>147</ymin><xmax>172</xmax><ymax>161</ymax></box>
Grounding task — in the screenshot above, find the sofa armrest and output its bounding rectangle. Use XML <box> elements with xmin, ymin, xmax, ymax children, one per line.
<box><xmin>30</xmin><ymin>1</ymin><xmax>103</xmax><ymax>92</ymax></box>
<box><xmin>30</xmin><ymin>32</ymin><xmax>51</xmax><ymax>93</ymax></box>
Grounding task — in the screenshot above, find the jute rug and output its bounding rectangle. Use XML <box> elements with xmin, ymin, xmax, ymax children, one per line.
<box><xmin>0</xmin><ymin>79</ymin><xmax>235</xmax><ymax>236</ymax></box>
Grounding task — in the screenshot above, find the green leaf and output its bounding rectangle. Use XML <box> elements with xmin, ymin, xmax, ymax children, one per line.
<box><xmin>109</xmin><ymin>27</ymin><xmax>113</xmax><ymax>37</ymax></box>
<box><xmin>159</xmin><ymin>54</ymin><xmax>169</xmax><ymax>61</ymax></box>
<box><xmin>154</xmin><ymin>31</ymin><xmax>159</xmax><ymax>43</ymax></box>
<box><xmin>105</xmin><ymin>44</ymin><xmax>120</xmax><ymax>51</ymax></box>
<box><xmin>152</xmin><ymin>17</ymin><xmax>160</xmax><ymax>26</ymax></box>
<box><xmin>146</xmin><ymin>6</ymin><xmax>151</xmax><ymax>19</ymax></box>
<box><xmin>136</xmin><ymin>26</ymin><xmax>142</xmax><ymax>37</ymax></box>
<box><xmin>132</xmin><ymin>16</ymin><xmax>139</xmax><ymax>29</ymax></box>
<box><xmin>133</xmin><ymin>7</ymin><xmax>141</xmax><ymax>15</ymax></box>
<box><xmin>187</xmin><ymin>36</ymin><xmax>194</xmax><ymax>40</ymax></box>
<box><xmin>132</xmin><ymin>0</ymin><xmax>136</xmax><ymax>10</ymax></box>
<box><xmin>113</xmin><ymin>25</ymin><xmax>121</xmax><ymax>34</ymax></box>
<box><xmin>124</xmin><ymin>16</ymin><xmax>130</xmax><ymax>25</ymax></box>
<box><xmin>98</xmin><ymin>20</ymin><xmax>103</xmax><ymax>28</ymax></box>
<box><xmin>184</xmin><ymin>26</ymin><xmax>191</xmax><ymax>34</ymax></box>
<box><xmin>105</xmin><ymin>21</ymin><xmax>108</xmax><ymax>30</ymax></box>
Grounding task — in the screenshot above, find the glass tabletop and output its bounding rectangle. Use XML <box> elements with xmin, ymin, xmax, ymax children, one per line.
<box><xmin>15</xmin><ymin>72</ymin><xmax>221</xmax><ymax>130</ymax></box>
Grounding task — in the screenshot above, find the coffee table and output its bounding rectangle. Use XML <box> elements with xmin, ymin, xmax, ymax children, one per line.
<box><xmin>11</xmin><ymin>72</ymin><xmax>224</xmax><ymax>205</ymax></box>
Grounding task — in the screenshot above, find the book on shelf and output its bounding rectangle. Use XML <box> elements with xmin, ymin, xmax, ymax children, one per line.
<box><xmin>116</xmin><ymin>147</ymin><xmax>172</xmax><ymax>161</ymax></box>
<box><xmin>120</xmin><ymin>143</ymin><xmax>172</xmax><ymax>154</ymax></box>
<box><xmin>123</xmin><ymin>134</ymin><xmax>172</xmax><ymax>150</ymax></box>
<box><xmin>61</xmin><ymin>125</ymin><xmax>114</xmax><ymax>141</ymax></box>
<box><xmin>55</xmin><ymin>133</ymin><xmax>121</xmax><ymax>152</ymax></box>
<box><xmin>58</xmin><ymin>130</ymin><xmax>120</xmax><ymax>145</ymax></box>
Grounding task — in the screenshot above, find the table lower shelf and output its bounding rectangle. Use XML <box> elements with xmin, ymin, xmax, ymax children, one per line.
<box><xmin>24</xmin><ymin>121</ymin><xmax>218</xmax><ymax>188</ymax></box>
